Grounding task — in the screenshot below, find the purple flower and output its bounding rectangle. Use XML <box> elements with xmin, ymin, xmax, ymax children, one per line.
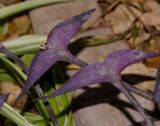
<box><xmin>42</xmin><ymin>50</ymin><xmax>160</xmax><ymax>126</ymax></box>
<box><xmin>0</xmin><ymin>94</ymin><xmax>10</xmax><ymax>108</ymax></box>
<box><xmin>15</xmin><ymin>9</ymin><xmax>95</xmax><ymax>103</ymax></box>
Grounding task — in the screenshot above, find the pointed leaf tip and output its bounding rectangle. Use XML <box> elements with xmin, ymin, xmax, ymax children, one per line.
<box><xmin>105</xmin><ymin>49</ymin><xmax>160</xmax><ymax>74</ymax></box>
<box><xmin>0</xmin><ymin>93</ymin><xmax>10</xmax><ymax>108</ymax></box>
<box><xmin>80</xmin><ymin>8</ymin><xmax>96</xmax><ymax>21</ymax></box>
<box><xmin>47</xmin><ymin>9</ymin><xmax>96</xmax><ymax>50</ymax></box>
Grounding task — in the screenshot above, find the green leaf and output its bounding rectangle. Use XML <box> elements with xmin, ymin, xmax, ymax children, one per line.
<box><xmin>41</xmin><ymin>65</ymin><xmax>75</xmax><ymax>126</ymax></box>
<box><xmin>0</xmin><ymin>0</ymin><xmax>71</xmax><ymax>20</ymax></box>
<box><xmin>23</xmin><ymin>112</ymin><xmax>51</xmax><ymax>126</ymax></box>
<box><xmin>21</xmin><ymin>53</ymin><xmax>35</xmax><ymax>67</ymax></box>
<box><xmin>2</xmin><ymin>35</ymin><xmax>47</xmax><ymax>55</ymax></box>
<box><xmin>0</xmin><ymin>68</ymin><xmax>15</xmax><ymax>82</ymax></box>
<box><xmin>0</xmin><ymin>22</ymin><xmax>8</xmax><ymax>34</ymax></box>
<box><xmin>0</xmin><ymin>57</ymin><xmax>49</xmax><ymax>120</ymax></box>
<box><xmin>0</xmin><ymin>103</ymin><xmax>35</xmax><ymax>126</ymax></box>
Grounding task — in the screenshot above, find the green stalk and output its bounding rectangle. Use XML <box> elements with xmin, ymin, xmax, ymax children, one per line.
<box><xmin>23</xmin><ymin>112</ymin><xmax>51</xmax><ymax>126</ymax></box>
<box><xmin>0</xmin><ymin>0</ymin><xmax>71</xmax><ymax>20</ymax></box>
<box><xmin>0</xmin><ymin>103</ymin><xmax>35</xmax><ymax>126</ymax></box>
<box><xmin>3</xmin><ymin>35</ymin><xmax>47</xmax><ymax>50</ymax></box>
<box><xmin>49</xmin><ymin>65</ymin><xmax>75</xmax><ymax>126</ymax></box>
<box><xmin>3</xmin><ymin>35</ymin><xmax>47</xmax><ymax>55</ymax></box>
<box><xmin>0</xmin><ymin>57</ymin><xmax>26</xmax><ymax>84</ymax></box>
<box><xmin>0</xmin><ymin>57</ymin><xmax>49</xmax><ymax>119</ymax></box>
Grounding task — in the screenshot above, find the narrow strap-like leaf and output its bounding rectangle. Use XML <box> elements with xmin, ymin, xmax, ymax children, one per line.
<box><xmin>0</xmin><ymin>44</ymin><xmax>28</xmax><ymax>73</ymax></box>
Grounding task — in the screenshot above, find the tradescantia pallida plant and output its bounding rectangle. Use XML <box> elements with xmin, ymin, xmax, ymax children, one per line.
<box><xmin>43</xmin><ymin>50</ymin><xmax>160</xmax><ymax>126</ymax></box>
<box><xmin>14</xmin><ymin>9</ymin><xmax>95</xmax><ymax>103</ymax></box>
<box><xmin>11</xmin><ymin>9</ymin><xmax>160</xmax><ymax>126</ymax></box>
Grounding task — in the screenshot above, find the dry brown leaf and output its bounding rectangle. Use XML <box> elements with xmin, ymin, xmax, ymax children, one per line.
<box><xmin>104</xmin><ymin>4</ymin><xmax>135</xmax><ymax>34</ymax></box>
<box><xmin>144</xmin><ymin>36</ymin><xmax>160</xmax><ymax>68</ymax></box>
<box><xmin>141</xmin><ymin>12</ymin><xmax>160</xmax><ymax>30</ymax></box>
<box><xmin>129</xmin><ymin>5</ymin><xmax>143</xmax><ymax>18</ymax></box>
<box><xmin>144</xmin><ymin>0</ymin><xmax>160</xmax><ymax>12</ymax></box>
<box><xmin>121</xmin><ymin>0</ymin><xmax>145</xmax><ymax>3</ymax></box>
<box><xmin>6</xmin><ymin>15</ymin><xmax>30</xmax><ymax>39</ymax></box>
<box><xmin>81</xmin><ymin>1</ymin><xmax>102</xmax><ymax>30</ymax></box>
<box><xmin>0</xmin><ymin>0</ymin><xmax>20</xmax><ymax>5</ymax></box>
<box><xmin>144</xmin><ymin>36</ymin><xmax>160</xmax><ymax>52</ymax></box>
<box><xmin>0</xmin><ymin>81</ymin><xmax>28</xmax><ymax>109</ymax></box>
<box><xmin>140</xmin><ymin>0</ymin><xmax>160</xmax><ymax>30</ymax></box>
<box><xmin>128</xmin><ymin>32</ymin><xmax>150</xmax><ymax>48</ymax></box>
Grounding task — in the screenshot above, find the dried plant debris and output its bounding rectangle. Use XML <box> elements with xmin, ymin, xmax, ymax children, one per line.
<box><xmin>92</xmin><ymin>0</ymin><xmax>160</xmax><ymax>52</ymax></box>
<box><xmin>0</xmin><ymin>14</ymin><xmax>30</xmax><ymax>41</ymax></box>
<box><xmin>0</xmin><ymin>0</ymin><xmax>18</xmax><ymax>6</ymax></box>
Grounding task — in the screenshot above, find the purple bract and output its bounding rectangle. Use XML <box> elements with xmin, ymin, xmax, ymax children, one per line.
<box><xmin>15</xmin><ymin>9</ymin><xmax>95</xmax><ymax>103</ymax></box>
<box><xmin>41</xmin><ymin>49</ymin><xmax>160</xmax><ymax>126</ymax></box>
<box><xmin>42</xmin><ymin>50</ymin><xmax>160</xmax><ymax>98</ymax></box>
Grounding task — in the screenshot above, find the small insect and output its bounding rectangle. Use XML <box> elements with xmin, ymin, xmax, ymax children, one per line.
<box><xmin>40</xmin><ymin>43</ymin><xmax>47</xmax><ymax>50</ymax></box>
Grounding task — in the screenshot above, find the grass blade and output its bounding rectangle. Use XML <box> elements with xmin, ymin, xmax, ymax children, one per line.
<box><xmin>0</xmin><ymin>0</ymin><xmax>71</xmax><ymax>20</ymax></box>
<box><xmin>0</xmin><ymin>103</ymin><xmax>35</xmax><ymax>126</ymax></box>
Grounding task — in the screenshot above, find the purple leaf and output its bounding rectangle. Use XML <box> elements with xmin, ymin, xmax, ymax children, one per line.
<box><xmin>153</xmin><ymin>66</ymin><xmax>160</xmax><ymax>103</ymax></box>
<box><xmin>0</xmin><ymin>94</ymin><xmax>10</xmax><ymax>108</ymax></box>
<box><xmin>104</xmin><ymin>50</ymin><xmax>160</xmax><ymax>74</ymax></box>
<box><xmin>43</xmin><ymin>50</ymin><xmax>160</xmax><ymax>99</ymax></box>
<box><xmin>42</xmin><ymin>63</ymin><xmax>112</xmax><ymax>98</ymax></box>
<box><xmin>40</xmin><ymin>49</ymin><xmax>160</xmax><ymax>126</ymax></box>
<box><xmin>15</xmin><ymin>9</ymin><xmax>95</xmax><ymax>102</ymax></box>
<box><xmin>47</xmin><ymin>8</ymin><xmax>95</xmax><ymax>50</ymax></box>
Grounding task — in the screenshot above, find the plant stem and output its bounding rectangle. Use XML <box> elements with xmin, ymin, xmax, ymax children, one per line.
<box><xmin>76</xmin><ymin>59</ymin><xmax>154</xmax><ymax>102</ymax></box>
<box><xmin>0</xmin><ymin>103</ymin><xmax>34</xmax><ymax>126</ymax></box>
<box><xmin>123</xmin><ymin>81</ymin><xmax>153</xmax><ymax>101</ymax></box>
<box><xmin>114</xmin><ymin>81</ymin><xmax>153</xmax><ymax>126</ymax></box>
<box><xmin>35</xmin><ymin>84</ymin><xmax>59</xmax><ymax>126</ymax></box>
<box><xmin>73</xmin><ymin>57</ymin><xmax>88</xmax><ymax>67</ymax></box>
